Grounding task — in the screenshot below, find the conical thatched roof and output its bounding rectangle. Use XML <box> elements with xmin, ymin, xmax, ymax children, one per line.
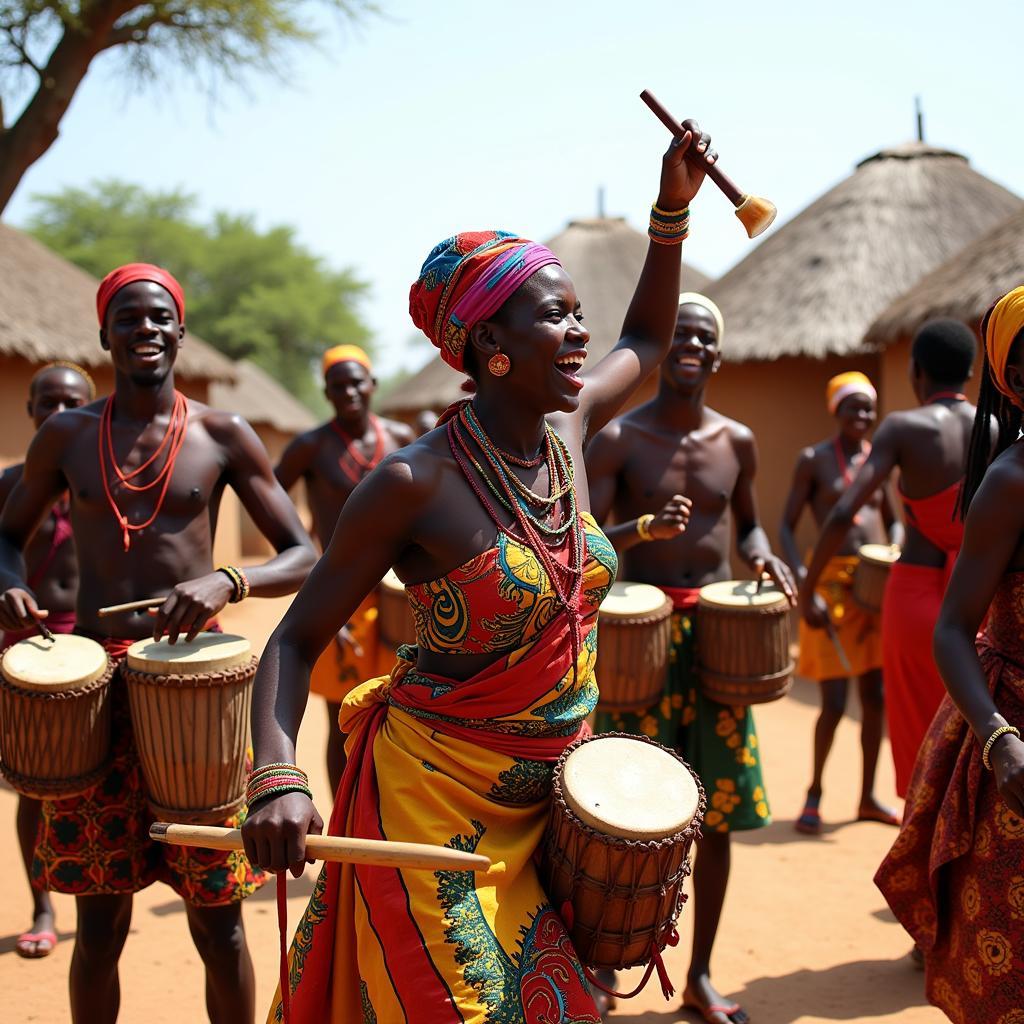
<box><xmin>0</xmin><ymin>223</ymin><xmax>234</xmax><ymax>382</ymax></box>
<box><xmin>864</xmin><ymin>208</ymin><xmax>1024</xmax><ymax>349</ymax></box>
<box><xmin>378</xmin><ymin>217</ymin><xmax>711</xmax><ymax>414</ymax></box>
<box><xmin>209</xmin><ymin>359</ymin><xmax>316</xmax><ymax>433</ymax></box>
<box><xmin>706</xmin><ymin>142</ymin><xmax>1022</xmax><ymax>362</ymax></box>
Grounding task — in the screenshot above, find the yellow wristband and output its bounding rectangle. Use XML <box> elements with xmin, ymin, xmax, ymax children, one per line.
<box><xmin>636</xmin><ymin>514</ymin><xmax>656</xmax><ymax>542</ymax></box>
<box><xmin>982</xmin><ymin>724</ymin><xmax>1020</xmax><ymax>770</ymax></box>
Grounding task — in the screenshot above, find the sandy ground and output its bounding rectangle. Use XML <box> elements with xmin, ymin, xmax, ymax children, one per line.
<box><xmin>1</xmin><ymin>594</ymin><xmax>942</xmax><ymax>1023</ymax></box>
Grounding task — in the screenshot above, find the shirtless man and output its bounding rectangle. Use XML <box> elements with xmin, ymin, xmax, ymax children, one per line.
<box><xmin>0</xmin><ymin>263</ymin><xmax>316</xmax><ymax>1024</ymax></box>
<box><xmin>1</xmin><ymin>362</ymin><xmax>94</xmax><ymax>959</ymax></box>
<box><xmin>780</xmin><ymin>372</ymin><xmax>903</xmax><ymax>834</ymax></box>
<box><xmin>587</xmin><ymin>293</ymin><xmax>795</xmax><ymax>1024</ymax></box>
<box><xmin>799</xmin><ymin>319</ymin><xmax>986</xmax><ymax>800</ymax></box>
<box><xmin>275</xmin><ymin>345</ymin><xmax>413</xmax><ymax>792</ymax></box>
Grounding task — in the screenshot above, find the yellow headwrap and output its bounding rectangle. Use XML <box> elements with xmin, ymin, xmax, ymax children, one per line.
<box><xmin>826</xmin><ymin>371</ymin><xmax>877</xmax><ymax>415</ymax></box>
<box><xmin>678</xmin><ymin>292</ymin><xmax>725</xmax><ymax>342</ymax></box>
<box><xmin>322</xmin><ymin>345</ymin><xmax>372</xmax><ymax>378</ymax></box>
<box><xmin>984</xmin><ymin>286</ymin><xmax>1024</xmax><ymax>410</ymax></box>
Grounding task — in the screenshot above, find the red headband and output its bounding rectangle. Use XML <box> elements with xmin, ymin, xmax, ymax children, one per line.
<box><xmin>96</xmin><ymin>263</ymin><xmax>186</xmax><ymax>327</ymax></box>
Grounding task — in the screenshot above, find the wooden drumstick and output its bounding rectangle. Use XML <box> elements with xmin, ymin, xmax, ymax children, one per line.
<box><xmin>640</xmin><ymin>89</ymin><xmax>777</xmax><ymax>239</ymax></box>
<box><xmin>99</xmin><ymin>597</ymin><xmax>167</xmax><ymax>617</ymax></box>
<box><xmin>150</xmin><ymin>823</ymin><xmax>492</xmax><ymax>872</ymax></box>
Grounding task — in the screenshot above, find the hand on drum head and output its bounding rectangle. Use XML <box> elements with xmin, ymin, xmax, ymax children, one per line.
<box><xmin>752</xmin><ymin>555</ymin><xmax>797</xmax><ymax>606</ymax></box>
<box><xmin>152</xmin><ymin>572</ymin><xmax>236</xmax><ymax>643</ymax></box>
<box><xmin>649</xmin><ymin>494</ymin><xmax>692</xmax><ymax>541</ymax></box>
<box><xmin>242</xmin><ymin>790</ymin><xmax>324</xmax><ymax>877</ymax></box>
<box><xmin>0</xmin><ymin>587</ymin><xmax>47</xmax><ymax>632</ymax></box>
<box><xmin>797</xmin><ymin>585</ymin><xmax>830</xmax><ymax>630</ymax></box>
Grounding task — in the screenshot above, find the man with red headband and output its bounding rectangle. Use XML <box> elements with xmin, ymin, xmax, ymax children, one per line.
<box><xmin>0</xmin><ymin>263</ymin><xmax>316</xmax><ymax>1024</ymax></box>
<box><xmin>275</xmin><ymin>343</ymin><xmax>413</xmax><ymax>794</ymax></box>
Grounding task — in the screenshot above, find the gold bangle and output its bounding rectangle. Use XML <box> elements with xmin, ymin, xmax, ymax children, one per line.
<box><xmin>636</xmin><ymin>514</ymin><xmax>656</xmax><ymax>542</ymax></box>
<box><xmin>982</xmin><ymin>724</ymin><xmax>1020</xmax><ymax>770</ymax></box>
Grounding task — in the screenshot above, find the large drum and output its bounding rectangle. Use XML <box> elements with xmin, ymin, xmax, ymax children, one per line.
<box><xmin>0</xmin><ymin>634</ymin><xmax>113</xmax><ymax>798</ymax></box>
<box><xmin>123</xmin><ymin>632</ymin><xmax>257</xmax><ymax>825</ymax></box>
<box><xmin>540</xmin><ymin>733</ymin><xmax>704</xmax><ymax>970</ymax></box>
<box><xmin>595</xmin><ymin>582</ymin><xmax>673</xmax><ymax>713</ymax></box>
<box><xmin>696</xmin><ymin>580</ymin><xmax>793</xmax><ymax>706</ymax></box>
<box><xmin>378</xmin><ymin>569</ymin><xmax>416</xmax><ymax>654</ymax></box>
<box><xmin>853</xmin><ymin>544</ymin><xmax>900</xmax><ymax>614</ymax></box>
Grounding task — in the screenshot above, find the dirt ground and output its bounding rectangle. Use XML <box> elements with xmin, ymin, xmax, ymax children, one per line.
<box><xmin>1</xmin><ymin>594</ymin><xmax>942</xmax><ymax>1023</ymax></box>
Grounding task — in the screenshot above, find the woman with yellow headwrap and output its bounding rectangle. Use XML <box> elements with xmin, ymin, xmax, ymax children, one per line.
<box><xmin>877</xmin><ymin>287</ymin><xmax>1024</xmax><ymax>1023</ymax></box>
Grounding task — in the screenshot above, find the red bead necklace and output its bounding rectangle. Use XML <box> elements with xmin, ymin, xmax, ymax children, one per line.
<box><xmin>331</xmin><ymin>415</ymin><xmax>385</xmax><ymax>486</ymax></box>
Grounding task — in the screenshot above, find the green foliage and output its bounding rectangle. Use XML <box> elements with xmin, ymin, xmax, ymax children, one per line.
<box><xmin>27</xmin><ymin>180</ymin><xmax>371</xmax><ymax>408</ymax></box>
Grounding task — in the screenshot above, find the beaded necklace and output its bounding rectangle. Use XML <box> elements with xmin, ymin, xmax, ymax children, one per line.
<box><xmin>833</xmin><ymin>435</ymin><xmax>870</xmax><ymax>527</ymax></box>
<box><xmin>331</xmin><ymin>414</ymin><xmax>385</xmax><ymax>487</ymax></box>
<box><xmin>98</xmin><ymin>390</ymin><xmax>189</xmax><ymax>551</ymax></box>
<box><xmin>927</xmin><ymin>391</ymin><xmax>968</xmax><ymax>404</ymax></box>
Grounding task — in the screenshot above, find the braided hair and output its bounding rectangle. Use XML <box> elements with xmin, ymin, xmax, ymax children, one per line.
<box><xmin>957</xmin><ymin>307</ymin><xmax>1024</xmax><ymax>519</ymax></box>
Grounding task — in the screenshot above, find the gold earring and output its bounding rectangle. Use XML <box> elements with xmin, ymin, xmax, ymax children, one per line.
<box><xmin>488</xmin><ymin>352</ymin><xmax>511</xmax><ymax>377</ymax></box>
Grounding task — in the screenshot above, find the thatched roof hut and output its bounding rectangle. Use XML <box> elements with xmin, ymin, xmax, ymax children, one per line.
<box><xmin>864</xmin><ymin>207</ymin><xmax>1024</xmax><ymax>350</ymax></box>
<box><xmin>378</xmin><ymin>217</ymin><xmax>711</xmax><ymax>418</ymax></box>
<box><xmin>0</xmin><ymin>223</ymin><xmax>234</xmax><ymax>382</ymax></box>
<box><xmin>209</xmin><ymin>359</ymin><xmax>316</xmax><ymax>437</ymax></box>
<box><xmin>706</xmin><ymin>143</ymin><xmax>1022</xmax><ymax>362</ymax></box>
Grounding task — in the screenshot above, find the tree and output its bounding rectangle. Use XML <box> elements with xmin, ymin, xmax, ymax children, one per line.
<box><xmin>28</xmin><ymin>179</ymin><xmax>372</xmax><ymax>409</ymax></box>
<box><xmin>0</xmin><ymin>1</ymin><xmax>371</xmax><ymax>212</ymax></box>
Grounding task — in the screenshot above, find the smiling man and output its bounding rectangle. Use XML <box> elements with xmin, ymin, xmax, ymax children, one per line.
<box><xmin>0</xmin><ymin>263</ymin><xmax>316</xmax><ymax>1024</ymax></box>
<box><xmin>275</xmin><ymin>345</ymin><xmax>414</xmax><ymax>793</ymax></box>
<box><xmin>586</xmin><ymin>292</ymin><xmax>794</xmax><ymax>1024</ymax></box>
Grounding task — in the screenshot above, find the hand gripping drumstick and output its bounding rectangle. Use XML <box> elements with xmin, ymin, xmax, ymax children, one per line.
<box><xmin>150</xmin><ymin>823</ymin><xmax>492</xmax><ymax>872</ymax></box>
<box><xmin>640</xmin><ymin>90</ymin><xmax>777</xmax><ymax>239</ymax></box>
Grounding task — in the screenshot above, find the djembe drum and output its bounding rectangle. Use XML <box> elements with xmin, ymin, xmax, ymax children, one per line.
<box><xmin>853</xmin><ymin>544</ymin><xmax>900</xmax><ymax>614</ymax></box>
<box><xmin>540</xmin><ymin>733</ymin><xmax>704</xmax><ymax>970</ymax></box>
<box><xmin>123</xmin><ymin>632</ymin><xmax>256</xmax><ymax>824</ymax></box>
<box><xmin>378</xmin><ymin>569</ymin><xmax>416</xmax><ymax>655</ymax></box>
<box><xmin>0</xmin><ymin>634</ymin><xmax>113</xmax><ymax>798</ymax></box>
<box><xmin>696</xmin><ymin>580</ymin><xmax>793</xmax><ymax>705</ymax></box>
<box><xmin>595</xmin><ymin>582</ymin><xmax>673</xmax><ymax>713</ymax></box>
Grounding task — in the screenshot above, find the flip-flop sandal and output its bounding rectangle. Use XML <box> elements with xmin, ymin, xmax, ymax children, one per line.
<box><xmin>794</xmin><ymin>805</ymin><xmax>822</xmax><ymax>835</ymax></box>
<box><xmin>684</xmin><ymin>999</ymin><xmax>746</xmax><ymax>1023</ymax></box>
<box><xmin>16</xmin><ymin>930</ymin><xmax>57</xmax><ymax>959</ymax></box>
<box><xmin>857</xmin><ymin>807</ymin><xmax>901</xmax><ymax>826</ymax></box>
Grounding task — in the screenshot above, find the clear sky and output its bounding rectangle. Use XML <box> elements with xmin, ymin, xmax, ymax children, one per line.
<box><xmin>5</xmin><ymin>0</ymin><xmax>1022</xmax><ymax>378</ymax></box>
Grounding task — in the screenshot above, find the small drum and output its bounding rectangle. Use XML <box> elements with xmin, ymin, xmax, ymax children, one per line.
<box><xmin>541</xmin><ymin>733</ymin><xmax>704</xmax><ymax>969</ymax></box>
<box><xmin>123</xmin><ymin>632</ymin><xmax>257</xmax><ymax>825</ymax></box>
<box><xmin>853</xmin><ymin>544</ymin><xmax>900</xmax><ymax>613</ymax></box>
<box><xmin>696</xmin><ymin>580</ymin><xmax>793</xmax><ymax>706</ymax></box>
<box><xmin>378</xmin><ymin>569</ymin><xmax>416</xmax><ymax>653</ymax></box>
<box><xmin>0</xmin><ymin>634</ymin><xmax>113</xmax><ymax>798</ymax></box>
<box><xmin>595</xmin><ymin>582</ymin><xmax>673</xmax><ymax>712</ymax></box>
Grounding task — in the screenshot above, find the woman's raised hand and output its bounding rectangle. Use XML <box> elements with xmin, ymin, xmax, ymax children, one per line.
<box><xmin>658</xmin><ymin>119</ymin><xmax>717</xmax><ymax>211</ymax></box>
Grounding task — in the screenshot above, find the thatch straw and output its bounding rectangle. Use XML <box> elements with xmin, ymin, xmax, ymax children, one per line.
<box><xmin>209</xmin><ymin>360</ymin><xmax>316</xmax><ymax>433</ymax></box>
<box><xmin>378</xmin><ymin>217</ymin><xmax>711</xmax><ymax>415</ymax></box>
<box><xmin>706</xmin><ymin>143</ymin><xmax>1022</xmax><ymax>363</ymax></box>
<box><xmin>864</xmin><ymin>208</ymin><xmax>1024</xmax><ymax>349</ymax></box>
<box><xmin>0</xmin><ymin>222</ymin><xmax>234</xmax><ymax>382</ymax></box>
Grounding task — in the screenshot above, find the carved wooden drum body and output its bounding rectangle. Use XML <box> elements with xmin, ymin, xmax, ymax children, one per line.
<box><xmin>123</xmin><ymin>632</ymin><xmax>257</xmax><ymax>824</ymax></box>
<box><xmin>378</xmin><ymin>569</ymin><xmax>416</xmax><ymax>656</ymax></box>
<box><xmin>853</xmin><ymin>544</ymin><xmax>900</xmax><ymax>614</ymax></box>
<box><xmin>0</xmin><ymin>634</ymin><xmax>114</xmax><ymax>799</ymax></box>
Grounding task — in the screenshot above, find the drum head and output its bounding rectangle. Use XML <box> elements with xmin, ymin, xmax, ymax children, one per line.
<box><xmin>126</xmin><ymin>632</ymin><xmax>251</xmax><ymax>674</ymax></box>
<box><xmin>599</xmin><ymin>581</ymin><xmax>670</xmax><ymax>619</ymax></box>
<box><xmin>380</xmin><ymin>569</ymin><xmax>404</xmax><ymax>594</ymax></box>
<box><xmin>858</xmin><ymin>544</ymin><xmax>900</xmax><ymax>567</ymax></box>
<box><xmin>698</xmin><ymin>579</ymin><xmax>787</xmax><ymax>609</ymax></box>
<box><xmin>2</xmin><ymin>634</ymin><xmax>108</xmax><ymax>692</ymax></box>
<box><xmin>561</xmin><ymin>736</ymin><xmax>699</xmax><ymax>840</ymax></box>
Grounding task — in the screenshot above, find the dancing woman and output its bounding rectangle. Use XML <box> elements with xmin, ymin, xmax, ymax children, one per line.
<box><xmin>876</xmin><ymin>287</ymin><xmax>1024</xmax><ymax>1022</ymax></box>
<box><xmin>242</xmin><ymin>126</ymin><xmax>715</xmax><ymax>1021</ymax></box>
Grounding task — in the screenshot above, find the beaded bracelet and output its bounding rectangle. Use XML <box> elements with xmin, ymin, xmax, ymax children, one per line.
<box><xmin>247</xmin><ymin>763</ymin><xmax>312</xmax><ymax>807</ymax></box>
<box><xmin>649</xmin><ymin>203</ymin><xmax>690</xmax><ymax>245</ymax></box>
<box><xmin>982</xmin><ymin>725</ymin><xmax>1021</xmax><ymax>770</ymax></box>
<box><xmin>636</xmin><ymin>514</ymin><xmax>656</xmax><ymax>542</ymax></box>
<box><xmin>217</xmin><ymin>564</ymin><xmax>251</xmax><ymax>603</ymax></box>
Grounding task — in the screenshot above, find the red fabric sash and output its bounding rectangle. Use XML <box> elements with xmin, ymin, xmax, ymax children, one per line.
<box><xmin>898</xmin><ymin>480</ymin><xmax>964</xmax><ymax>559</ymax></box>
<box><xmin>27</xmin><ymin>502</ymin><xmax>73</xmax><ymax>590</ymax></box>
<box><xmin>658</xmin><ymin>585</ymin><xmax>702</xmax><ymax>612</ymax></box>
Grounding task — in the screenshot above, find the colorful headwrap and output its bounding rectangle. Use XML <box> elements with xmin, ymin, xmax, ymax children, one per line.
<box><xmin>31</xmin><ymin>360</ymin><xmax>97</xmax><ymax>400</ymax></box>
<box><xmin>984</xmin><ymin>286</ymin><xmax>1024</xmax><ymax>410</ymax></box>
<box><xmin>826</xmin><ymin>371</ymin><xmax>877</xmax><ymax>415</ymax></box>
<box><xmin>323</xmin><ymin>345</ymin><xmax>373</xmax><ymax>378</ymax></box>
<box><xmin>678</xmin><ymin>292</ymin><xmax>725</xmax><ymax>342</ymax></box>
<box><xmin>409</xmin><ymin>231</ymin><xmax>562</xmax><ymax>370</ymax></box>
<box><xmin>96</xmin><ymin>263</ymin><xmax>186</xmax><ymax>327</ymax></box>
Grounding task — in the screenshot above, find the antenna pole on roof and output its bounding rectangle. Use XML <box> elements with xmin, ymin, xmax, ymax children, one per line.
<box><xmin>597</xmin><ymin>185</ymin><xmax>606</xmax><ymax>219</ymax></box>
<box><xmin>915</xmin><ymin>96</ymin><xmax>925</xmax><ymax>143</ymax></box>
